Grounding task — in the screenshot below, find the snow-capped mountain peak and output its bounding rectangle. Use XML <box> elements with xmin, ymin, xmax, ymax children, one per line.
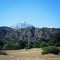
<box><xmin>11</xmin><ymin>21</ymin><xmax>32</xmax><ymax>29</ymax></box>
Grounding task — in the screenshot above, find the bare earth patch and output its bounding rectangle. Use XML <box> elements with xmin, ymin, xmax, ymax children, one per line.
<box><xmin>0</xmin><ymin>48</ymin><xmax>60</xmax><ymax>60</ymax></box>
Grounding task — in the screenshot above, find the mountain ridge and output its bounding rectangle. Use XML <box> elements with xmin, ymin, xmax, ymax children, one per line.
<box><xmin>0</xmin><ymin>26</ymin><xmax>60</xmax><ymax>42</ymax></box>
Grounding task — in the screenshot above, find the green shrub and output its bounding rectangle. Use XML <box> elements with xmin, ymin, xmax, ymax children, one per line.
<box><xmin>41</xmin><ymin>46</ymin><xmax>60</xmax><ymax>55</ymax></box>
<box><xmin>19</xmin><ymin>40</ymin><xmax>25</xmax><ymax>49</ymax></box>
<box><xmin>25</xmin><ymin>42</ymin><xmax>32</xmax><ymax>50</ymax></box>
<box><xmin>32</xmin><ymin>41</ymin><xmax>38</xmax><ymax>48</ymax></box>
<box><xmin>2</xmin><ymin>40</ymin><xmax>19</xmax><ymax>50</ymax></box>
<box><xmin>40</xmin><ymin>42</ymin><xmax>49</xmax><ymax>48</ymax></box>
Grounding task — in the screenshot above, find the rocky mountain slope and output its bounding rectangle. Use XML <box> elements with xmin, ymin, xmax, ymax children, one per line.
<box><xmin>0</xmin><ymin>26</ymin><xmax>60</xmax><ymax>42</ymax></box>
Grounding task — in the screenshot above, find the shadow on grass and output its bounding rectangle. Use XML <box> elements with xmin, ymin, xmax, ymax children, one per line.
<box><xmin>0</xmin><ymin>51</ymin><xmax>7</xmax><ymax>55</ymax></box>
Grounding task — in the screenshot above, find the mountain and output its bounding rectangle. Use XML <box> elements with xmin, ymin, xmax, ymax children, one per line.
<box><xmin>0</xmin><ymin>27</ymin><xmax>18</xmax><ymax>42</ymax></box>
<box><xmin>11</xmin><ymin>21</ymin><xmax>32</xmax><ymax>29</ymax></box>
<box><xmin>0</xmin><ymin>26</ymin><xmax>60</xmax><ymax>42</ymax></box>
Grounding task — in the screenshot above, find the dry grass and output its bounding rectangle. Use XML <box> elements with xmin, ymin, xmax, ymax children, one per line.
<box><xmin>0</xmin><ymin>48</ymin><xmax>60</xmax><ymax>60</ymax></box>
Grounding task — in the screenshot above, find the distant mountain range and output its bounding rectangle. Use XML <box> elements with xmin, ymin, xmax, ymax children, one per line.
<box><xmin>0</xmin><ymin>25</ymin><xmax>60</xmax><ymax>42</ymax></box>
<box><xmin>11</xmin><ymin>21</ymin><xmax>32</xmax><ymax>29</ymax></box>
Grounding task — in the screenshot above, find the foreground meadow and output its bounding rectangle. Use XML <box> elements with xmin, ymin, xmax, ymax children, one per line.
<box><xmin>0</xmin><ymin>48</ymin><xmax>60</xmax><ymax>60</ymax></box>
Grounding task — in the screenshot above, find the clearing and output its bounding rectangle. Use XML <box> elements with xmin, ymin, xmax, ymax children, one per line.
<box><xmin>0</xmin><ymin>48</ymin><xmax>60</xmax><ymax>60</ymax></box>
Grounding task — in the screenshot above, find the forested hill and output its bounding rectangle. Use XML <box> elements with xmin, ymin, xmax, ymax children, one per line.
<box><xmin>0</xmin><ymin>26</ymin><xmax>60</xmax><ymax>42</ymax></box>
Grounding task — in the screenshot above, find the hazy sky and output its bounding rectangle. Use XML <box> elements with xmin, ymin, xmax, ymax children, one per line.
<box><xmin>0</xmin><ymin>0</ymin><xmax>60</xmax><ymax>28</ymax></box>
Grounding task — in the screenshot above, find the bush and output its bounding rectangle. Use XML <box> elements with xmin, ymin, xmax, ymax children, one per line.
<box><xmin>41</xmin><ymin>46</ymin><xmax>60</xmax><ymax>55</ymax></box>
<box><xmin>40</xmin><ymin>42</ymin><xmax>49</xmax><ymax>48</ymax></box>
<box><xmin>19</xmin><ymin>40</ymin><xmax>25</xmax><ymax>49</ymax></box>
<box><xmin>32</xmin><ymin>41</ymin><xmax>38</xmax><ymax>48</ymax></box>
<box><xmin>2</xmin><ymin>40</ymin><xmax>19</xmax><ymax>50</ymax></box>
<box><xmin>25</xmin><ymin>41</ymin><xmax>32</xmax><ymax>50</ymax></box>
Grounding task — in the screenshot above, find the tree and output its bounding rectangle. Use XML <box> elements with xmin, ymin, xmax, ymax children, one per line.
<box><xmin>19</xmin><ymin>40</ymin><xmax>25</xmax><ymax>49</ymax></box>
<box><xmin>32</xmin><ymin>41</ymin><xmax>38</xmax><ymax>48</ymax></box>
<box><xmin>53</xmin><ymin>32</ymin><xmax>60</xmax><ymax>46</ymax></box>
<box><xmin>2</xmin><ymin>40</ymin><xmax>19</xmax><ymax>50</ymax></box>
<box><xmin>40</xmin><ymin>42</ymin><xmax>48</xmax><ymax>48</ymax></box>
<box><xmin>25</xmin><ymin>41</ymin><xmax>32</xmax><ymax>49</ymax></box>
<box><xmin>0</xmin><ymin>41</ymin><xmax>7</xmax><ymax>55</ymax></box>
<box><xmin>0</xmin><ymin>41</ymin><xmax>4</xmax><ymax>50</ymax></box>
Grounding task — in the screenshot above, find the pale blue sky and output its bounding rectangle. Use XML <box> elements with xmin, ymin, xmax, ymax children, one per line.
<box><xmin>0</xmin><ymin>0</ymin><xmax>60</xmax><ymax>28</ymax></box>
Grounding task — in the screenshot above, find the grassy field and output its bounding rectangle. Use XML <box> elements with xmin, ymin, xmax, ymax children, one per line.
<box><xmin>0</xmin><ymin>48</ymin><xmax>60</xmax><ymax>60</ymax></box>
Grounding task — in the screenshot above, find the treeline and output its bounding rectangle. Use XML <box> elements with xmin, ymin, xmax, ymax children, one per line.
<box><xmin>0</xmin><ymin>32</ymin><xmax>60</xmax><ymax>50</ymax></box>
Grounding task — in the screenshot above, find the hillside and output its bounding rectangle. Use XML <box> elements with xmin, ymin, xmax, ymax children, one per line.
<box><xmin>0</xmin><ymin>26</ymin><xmax>60</xmax><ymax>42</ymax></box>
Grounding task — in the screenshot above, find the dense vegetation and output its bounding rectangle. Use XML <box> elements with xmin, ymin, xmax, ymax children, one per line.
<box><xmin>41</xmin><ymin>46</ymin><xmax>60</xmax><ymax>55</ymax></box>
<box><xmin>0</xmin><ymin>31</ymin><xmax>60</xmax><ymax>50</ymax></box>
<box><xmin>0</xmin><ymin>26</ymin><xmax>60</xmax><ymax>55</ymax></box>
<box><xmin>2</xmin><ymin>40</ymin><xmax>19</xmax><ymax>50</ymax></box>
